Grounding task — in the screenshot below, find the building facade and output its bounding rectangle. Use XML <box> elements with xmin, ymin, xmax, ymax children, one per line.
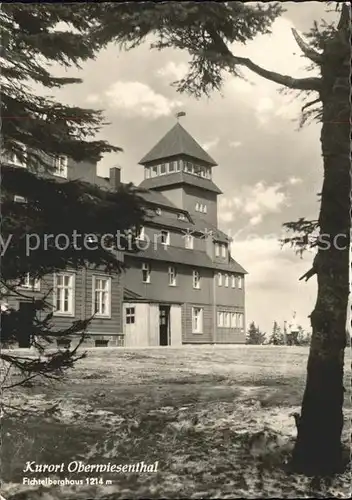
<box><xmin>2</xmin><ymin>122</ymin><xmax>247</xmax><ymax>347</ymax></box>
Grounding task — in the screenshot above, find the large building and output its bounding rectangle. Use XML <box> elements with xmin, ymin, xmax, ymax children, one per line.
<box><xmin>2</xmin><ymin>121</ymin><xmax>247</xmax><ymax>347</ymax></box>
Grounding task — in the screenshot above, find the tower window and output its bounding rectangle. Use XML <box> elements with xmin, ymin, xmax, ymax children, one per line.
<box><xmin>151</xmin><ymin>165</ymin><xmax>158</xmax><ymax>177</ymax></box>
<box><xmin>160</xmin><ymin>163</ymin><xmax>166</xmax><ymax>175</ymax></box>
<box><xmin>168</xmin><ymin>161</ymin><xmax>177</xmax><ymax>173</ymax></box>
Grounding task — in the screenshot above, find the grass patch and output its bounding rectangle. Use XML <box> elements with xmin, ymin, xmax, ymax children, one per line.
<box><xmin>1</xmin><ymin>346</ymin><xmax>351</xmax><ymax>499</ymax></box>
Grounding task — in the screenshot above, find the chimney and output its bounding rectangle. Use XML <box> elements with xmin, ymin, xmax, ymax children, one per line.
<box><xmin>109</xmin><ymin>166</ymin><xmax>121</xmax><ymax>189</ymax></box>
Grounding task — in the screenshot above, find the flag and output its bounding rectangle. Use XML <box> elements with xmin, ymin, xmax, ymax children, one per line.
<box><xmin>176</xmin><ymin>111</ymin><xmax>186</xmax><ymax>119</ymax></box>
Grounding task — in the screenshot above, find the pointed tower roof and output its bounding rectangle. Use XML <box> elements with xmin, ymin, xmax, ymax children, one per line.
<box><xmin>139</xmin><ymin>122</ymin><xmax>217</xmax><ymax>167</ymax></box>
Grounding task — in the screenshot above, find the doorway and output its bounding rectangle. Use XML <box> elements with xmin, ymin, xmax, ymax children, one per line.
<box><xmin>18</xmin><ymin>301</ymin><xmax>36</xmax><ymax>347</ymax></box>
<box><xmin>159</xmin><ymin>305</ymin><xmax>170</xmax><ymax>346</ymax></box>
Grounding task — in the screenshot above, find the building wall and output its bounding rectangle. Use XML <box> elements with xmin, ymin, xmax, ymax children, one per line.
<box><xmin>124</xmin><ymin>257</ymin><xmax>214</xmax><ymax>305</ymax></box>
<box><xmin>182</xmin><ymin>185</ymin><xmax>218</xmax><ymax>227</ymax></box>
<box><xmin>4</xmin><ymin>266</ymin><xmax>124</xmax><ymax>348</ymax></box>
<box><xmin>215</xmin><ymin>275</ymin><xmax>245</xmax><ymax>308</ymax></box>
<box><xmin>182</xmin><ymin>303</ymin><xmax>214</xmax><ymax>343</ymax></box>
<box><xmin>141</xmin><ymin>225</ymin><xmax>205</xmax><ymax>252</ymax></box>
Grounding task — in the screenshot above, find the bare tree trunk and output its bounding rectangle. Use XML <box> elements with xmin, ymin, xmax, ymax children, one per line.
<box><xmin>291</xmin><ymin>9</ymin><xmax>351</xmax><ymax>476</ymax></box>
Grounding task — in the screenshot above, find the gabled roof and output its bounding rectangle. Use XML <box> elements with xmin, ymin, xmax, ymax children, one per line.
<box><xmin>139</xmin><ymin>123</ymin><xmax>217</xmax><ymax>167</ymax></box>
<box><xmin>139</xmin><ymin>171</ymin><xmax>222</xmax><ymax>194</ymax></box>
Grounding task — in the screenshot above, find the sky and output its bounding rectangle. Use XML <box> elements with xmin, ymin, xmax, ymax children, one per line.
<box><xmin>53</xmin><ymin>2</ymin><xmax>339</xmax><ymax>335</ymax></box>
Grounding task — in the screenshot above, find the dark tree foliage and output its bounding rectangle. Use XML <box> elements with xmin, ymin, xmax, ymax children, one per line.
<box><xmin>0</xmin><ymin>4</ymin><xmax>144</xmax><ymax>389</ymax></box>
<box><xmin>246</xmin><ymin>321</ymin><xmax>266</xmax><ymax>345</ymax></box>
<box><xmin>91</xmin><ymin>2</ymin><xmax>351</xmax><ymax>476</ymax></box>
<box><xmin>268</xmin><ymin>321</ymin><xmax>285</xmax><ymax>346</ymax></box>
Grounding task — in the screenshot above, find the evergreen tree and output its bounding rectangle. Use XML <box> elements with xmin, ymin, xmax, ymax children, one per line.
<box><xmin>0</xmin><ymin>4</ymin><xmax>144</xmax><ymax>389</ymax></box>
<box><xmin>246</xmin><ymin>321</ymin><xmax>266</xmax><ymax>345</ymax></box>
<box><xmin>268</xmin><ymin>321</ymin><xmax>285</xmax><ymax>346</ymax></box>
<box><xmin>296</xmin><ymin>326</ymin><xmax>311</xmax><ymax>346</ymax></box>
<box><xmin>92</xmin><ymin>2</ymin><xmax>350</xmax><ymax>475</ymax></box>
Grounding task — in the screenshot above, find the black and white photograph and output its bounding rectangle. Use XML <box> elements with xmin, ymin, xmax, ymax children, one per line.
<box><xmin>0</xmin><ymin>1</ymin><xmax>351</xmax><ymax>499</ymax></box>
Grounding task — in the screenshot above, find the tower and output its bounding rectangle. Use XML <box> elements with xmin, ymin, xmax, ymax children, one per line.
<box><xmin>138</xmin><ymin>118</ymin><xmax>222</xmax><ymax>227</ymax></box>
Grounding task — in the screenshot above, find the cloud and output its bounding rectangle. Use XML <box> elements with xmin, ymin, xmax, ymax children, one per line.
<box><xmin>249</xmin><ymin>214</ymin><xmax>263</xmax><ymax>226</ymax></box>
<box><xmin>288</xmin><ymin>176</ymin><xmax>303</xmax><ymax>185</ymax></box>
<box><xmin>105</xmin><ymin>81</ymin><xmax>182</xmax><ymax>119</ymax></box>
<box><xmin>230</xmin><ymin>236</ymin><xmax>316</xmax><ymax>333</ymax></box>
<box><xmin>223</xmin><ymin>17</ymin><xmax>319</xmax><ymax>126</ymax></box>
<box><xmin>86</xmin><ymin>94</ymin><xmax>101</xmax><ymax>104</ymax></box>
<box><xmin>220</xmin><ymin>182</ymin><xmax>288</xmax><ymax>226</ymax></box>
<box><xmin>157</xmin><ymin>62</ymin><xmax>188</xmax><ymax>81</ymax></box>
<box><xmin>201</xmin><ymin>138</ymin><xmax>219</xmax><ymax>151</ymax></box>
<box><xmin>229</xmin><ymin>140</ymin><xmax>242</xmax><ymax>149</ymax></box>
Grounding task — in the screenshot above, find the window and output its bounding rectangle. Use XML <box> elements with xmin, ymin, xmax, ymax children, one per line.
<box><xmin>151</xmin><ymin>165</ymin><xmax>158</xmax><ymax>177</ymax></box>
<box><xmin>7</xmin><ymin>145</ymin><xmax>27</xmax><ymax>168</ymax></box>
<box><xmin>224</xmin><ymin>274</ymin><xmax>229</xmax><ymax>287</ymax></box>
<box><xmin>53</xmin><ymin>155</ymin><xmax>68</xmax><ymax>178</ymax></box>
<box><xmin>142</xmin><ymin>262</ymin><xmax>151</xmax><ymax>283</ymax></box>
<box><xmin>19</xmin><ymin>273</ymin><xmax>40</xmax><ymax>291</ymax></box>
<box><xmin>53</xmin><ymin>273</ymin><xmax>75</xmax><ymax>316</ymax></box>
<box><xmin>136</xmin><ymin>226</ymin><xmax>145</xmax><ymax>240</ymax></box>
<box><xmin>185</xmin><ymin>234</ymin><xmax>194</xmax><ymax>249</ymax></box>
<box><xmin>215</xmin><ymin>243</ymin><xmax>220</xmax><ymax>257</ymax></box>
<box><xmin>231</xmin><ymin>275</ymin><xmax>236</xmax><ymax>288</ymax></box>
<box><xmin>155</xmin><ymin>207</ymin><xmax>162</xmax><ymax>215</ymax></box>
<box><xmin>14</xmin><ymin>195</ymin><xmax>27</xmax><ymax>203</ymax></box>
<box><xmin>92</xmin><ymin>276</ymin><xmax>111</xmax><ymax>317</ymax></box>
<box><xmin>195</xmin><ymin>202</ymin><xmax>200</xmax><ymax>212</ymax></box>
<box><xmin>168</xmin><ymin>161</ymin><xmax>177</xmax><ymax>173</ymax></box>
<box><xmin>230</xmin><ymin>312</ymin><xmax>244</xmax><ymax>328</ymax></box>
<box><xmin>160</xmin><ymin>230</ymin><xmax>170</xmax><ymax>246</ymax></box>
<box><xmin>224</xmin><ymin>312</ymin><xmax>231</xmax><ymax>327</ymax></box>
<box><xmin>125</xmin><ymin>307</ymin><xmax>135</xmax><ymax>324</ymax></box>
<box><xmin>184</xmin><ymin>161</ymin><xmax>193</xmax><ymax>174</ymax></box>
<box><xmin>160</xmin><ymin>163</ymin><xmax>166</xmax><ymax>175</ymax></box>
<box><xmin>203</xmin><ymin>205</ymin><xmax>207</xmax><ymax>214</ymax></box>
<box><xmin>221</xmin><ymin>244</ymin><xmax>227</xmax><ymax>258</ymax></box>
<box><xmin>238</xmin><ymin>276</ymin><xmax>243</xmax><ymax>289</ymax></box>
<box><xmin>95</xmin><ymin>339</ymin><xmax>109</xmax><ymax>347</ymax></box>
<box><xmin>193</xmin><ymin>270</ymin><xmax>200</xmax><ymax>289</ymax></box>
<box><xmin>178</xmin><ymin>213</ymin><xmax>186</xmax><ymax>221</ymax></box>
<box><xmin>192</xmin><ymin>307</ymin><xmax>203</xmax><ymax>333</ymax></box>
<box><xmin>217</xmin><ymin>273</ymin><xmax>222</xmax><ymax>286</ymax></box>
<box><xmin>145</xmin><ymin>167</ymin><xmax>150</xmax><ymax>179</ymax></box>
<box><xmin>175</xmin><ymin>160</ymin><xmax>181</xmax><ymax>171</ymax></box>
<box><xmin>168</xmin><ymin>266</ymin><xmax>177</xmax><ymax>286</ymax></box>
<box><xmin>217</xmin><ymin>311</ymin><xmax>224</xmax><ymax>327</ymax></box>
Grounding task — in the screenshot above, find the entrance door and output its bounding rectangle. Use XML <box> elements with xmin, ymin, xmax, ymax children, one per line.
<box><xmin>18</xmin><ymin>302</ymin><xmax>36</xmax><ymax>347</ymax></box>
<box><xmin>159</xmin><ymin>305</ymin><xmax>170</xmax><ymax>346</ymax></box>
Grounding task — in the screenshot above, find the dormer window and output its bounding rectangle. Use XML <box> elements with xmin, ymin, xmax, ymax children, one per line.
<box><xmin>136</xmin><ymin>226</ymin><xmax>145</xmax><ymax>240</ymax></box>
<box><xmin>185</xmin><ymin>234</ymin><xmax>194</xmax><ymax>250</ymax></box>
<box><xmin>155</xmin><ymin>208</ymin><xmax>162</xmax><ymax>215</ymax></box>
<box><xmin>178</xmin><ymin>213</ymin><xmax>186</xmax><ymax>221</ymax></box>
<box><xmin>160</xmin><ymin>230</ymin><xmax>170</xmax><ymax>246</ymax></box>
